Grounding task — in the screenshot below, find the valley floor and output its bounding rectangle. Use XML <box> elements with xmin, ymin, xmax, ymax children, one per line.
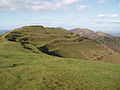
<box><xmin>0</xmin><ymin>40</ymin><xmax>120</xmax><ymax>90</ymax></box>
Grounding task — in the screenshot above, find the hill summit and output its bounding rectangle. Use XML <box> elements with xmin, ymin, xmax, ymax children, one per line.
<box><xmin>4</xmin><ymin>25</ymin><xmax>120</xmax><ymax>63</ymax></box>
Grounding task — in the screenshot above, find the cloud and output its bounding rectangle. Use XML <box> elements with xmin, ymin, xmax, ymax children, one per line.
<box><xmin>94</xmin><ymin>20</ymin><xmax>120</xmax><ymax>24</ymax></box>
<box><xmin>77</xmin><ymin>5</ymin><xmax>90</xmax><ymax>10</ymax></box>
<box><xmin>98</xmin><ymin>0</ymin><xmax>107</xmax><ymax>3</ymax></box>
<box><xmin>60</xmin><ymin>0</ymin><xmax>82</xmax><ymax>5</ymax></box>
<box><xmin>0</xmin><ymin>0</ymin><xmax>83</xmax><ymax>11</ymax></box>
<box><xmin>0</xmin><ymin>0</ymin><xmax>26</xmax><ymax>11</ymax></box>
<box><xmin>29</xmin><ymin>0</ymin><xmax>84</xmax><ymax>11</ymax></box>
<box><xmin>96</xmin><ymin>14</ymin><xmax>118</xmax><ymax>18</ymax></box>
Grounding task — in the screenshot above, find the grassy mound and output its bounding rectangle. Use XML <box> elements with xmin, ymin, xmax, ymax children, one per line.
<box><xmin>5</xmin><ymin>25</ymin><xmax>120</xmax><ymax>63</ymax></box>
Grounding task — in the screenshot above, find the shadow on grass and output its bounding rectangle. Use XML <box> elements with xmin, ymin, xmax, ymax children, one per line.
<box><xmin>0</xmin><ymin>63</ymin><xmax>27</xmax><ymax>68</ymax></box>
<box><xmin>38</xmin><ymin>46</ymin><xmax>63</xmax><ymax>58</ymax></box>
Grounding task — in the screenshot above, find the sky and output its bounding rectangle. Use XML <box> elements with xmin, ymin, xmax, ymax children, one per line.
<box><xmin>0</xmin><ymin>0</ymin><xmax>120</xmax><ymax>33</ymax></box>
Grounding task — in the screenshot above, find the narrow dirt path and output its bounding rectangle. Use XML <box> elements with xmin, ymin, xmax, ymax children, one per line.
<box><xmin>1</xmin><ymin>31</ymin><xmax>11</xmax><ymax>40</ymax></box>
<box><xmin>1</xmin><ymin>29</ymin><xmax>18</xmax><ymax>40</ymax></box>
<box><xmin>79</xmin><ymin>40</ymin><xmax>88</xmax><ymax>44</ymax></box>
<box><xmin>78</xmin><ymin>40</ymin><xmax>113</xmax><ymax>60</ymax></box>
<box><xmin>90</xmin><ymin>51</ymin><xmax>112</xmax><ymax>60</ymax></box>
<box><xmin>90</xmin><ymin>43</ymin><xmax>113</xmax><ymax>60</ymax></box>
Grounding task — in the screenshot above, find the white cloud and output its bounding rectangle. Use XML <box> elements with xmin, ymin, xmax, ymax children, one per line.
<box><xmin>98</xmin><ymin>0</ymin><xmax>107</xmax><ymax>3</ymax></box>
<box><xmin>77</xmin><ymin>5</ymin><xmax>90</xmax><ymax>10</ymax></box>
<box><xmin>61</xmin><ymin>0</ymin><xmax>82</xmax><ymax>5</ymax></box>
<box><xmin>30</xmin><ymin>0</ymin><xmax>83</xmax><ymax>11</ymax></box>
<box><xmin>0</xmin><ymin>0</ymin><xmax>26</xmax><ymax>11</ymax></box>
<box><xmin>97</xmin><ymin>14</ymin><xmax>118</xmax><ymax>18</ymax></box>
<box><xmin>94</xmin><ymin>20</ymin><xmax>120</xmax><ymax>25</ymax></box>
<box><xmin>0</xmin><ymin>0</ymin><xmax>83</xmax><ymax>11</ymax></box>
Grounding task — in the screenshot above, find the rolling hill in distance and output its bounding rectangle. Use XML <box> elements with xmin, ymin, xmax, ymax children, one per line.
<box><xmin>0</xmin><ymin>30</ymin><xmax>10</xmax><ymax>34</ymax></box>
<box><xmin>71</xmin><ymin>28</ymin><xmax>120</xmax><ymax>53</ymax></box>
<box><xmin>70</xmin><ymin>28</ymin><xmax>112</xmax><ymax>39</ymax></box>
<box><xmin>0</xmin><ymin>25</ymin><xmax>120</xmax><ymax>90</ymax></box>
<box><xmin>109</xmin><ymin>32</ymin><xmax>120</xmax><ymax>37</ymax></box>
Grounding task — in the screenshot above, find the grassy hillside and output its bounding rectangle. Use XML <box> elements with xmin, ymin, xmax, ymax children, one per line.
<box><xmin>39</xmin><ymin>38</ymin><xmax>107</xmax><ymax>59</ymax></box>
<box><xmin>4</xmin><ymin>25</ymin><xmax>120</xmax><ymax>63</ymax></box>
<box><xmin>0</xmin><ymin>38</ymin><xmax>120</xmax><ymax>90</ymax></box>
<box><xmin>0</xmin><ymin>26</ymin><xmax>120</xmax><ymax>90</ymax></box>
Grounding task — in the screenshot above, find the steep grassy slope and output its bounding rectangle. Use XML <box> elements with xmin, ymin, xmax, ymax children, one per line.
<box><xmin>4</xmin><ymin>25</ymin><xmax>120</xmax><ymax>63</ymax></box>
<box><xmin>0</xmin><ymin>38</ymin><xmax>120</xmax><ymax>90</ymax></box>
<box><xmin>39</xmin><ymin>38</ymin><xmax>107</xmax><ymax>60</ymax></box>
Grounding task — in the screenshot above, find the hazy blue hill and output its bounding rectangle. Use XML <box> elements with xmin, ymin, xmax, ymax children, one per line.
<box><xmin>56</xmin><ymin>27</ymin><xmax>66</xmax><ymax>30</ymax></box>
<box><xmin>109</xmin><ymin>33</ymin><xmax>120</xmax><ymax>37</ymax></box>
<box><xmin>0</xmin><ymin>30</ymin><xmax>10</xmax><ymax>34</ymax></box>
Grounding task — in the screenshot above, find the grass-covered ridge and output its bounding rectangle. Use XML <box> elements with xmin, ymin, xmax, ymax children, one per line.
<box><xmin>0</xmin><ymin>25</ymin><xmax>120</xmax><ymax>90</ymax></box>
<box><xmin>5</xmin><ymin>25</ymin><xmax>120</xmax><ymax>63</ymax></box>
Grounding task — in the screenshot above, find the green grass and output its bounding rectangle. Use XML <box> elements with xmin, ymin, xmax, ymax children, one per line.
<box><xmin>42</xmin><ymin>39</ymin><xmax>107</xmax><ymax>59</ymax></box>
<box><xmin>0</xmin><ymin>40</ymin><xmax>120</xmax><ymax>90</ymax></box>
<box><xmin>0</xmin><ymin>26</ymin><xmax>120</xmax><ymax>90</ymax></box>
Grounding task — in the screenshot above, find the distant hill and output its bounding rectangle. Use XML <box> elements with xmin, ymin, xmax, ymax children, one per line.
<box><xmin>0</xmin><ymin>30</ymin><xmax>10</xmax><ymax>34</ymax></box>
<box><xmin>70</xmin><ymin>28</ymin><xmax>120</xmax><ymax>53</ymax></box>
<box><xmin>109</xmin><ymin>32</ymin><xmax>120</xmax><ymax>36</ymax></box>
<box><xmin>56</xmin><ymin>27</ymin><xmax>66</xmax><ymax>30</ymax></box>
<box><xmin>71</xmin><ymin>28</ymin><xmax>112</xmax><ymax>39</ymax></box>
